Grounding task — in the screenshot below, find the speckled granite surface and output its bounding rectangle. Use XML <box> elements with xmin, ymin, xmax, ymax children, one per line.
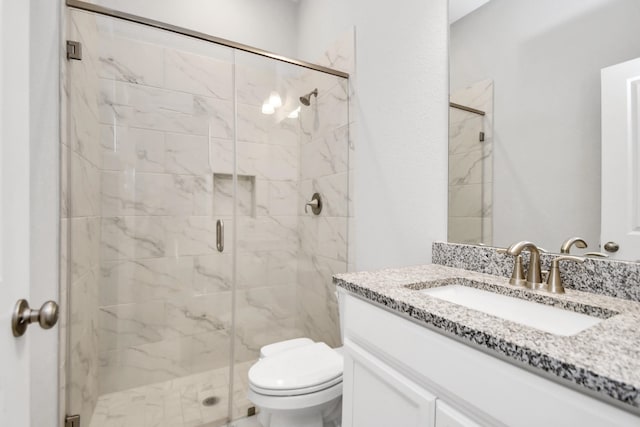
<box><xmin>432</xmin><ymin>242</ymin><xmax>640</xmax><ymax>302</ymax></box>
<box><xmin>333</xmin><ymin>264</ymin><xmax>640</xmax><ymax>413</ymax></box>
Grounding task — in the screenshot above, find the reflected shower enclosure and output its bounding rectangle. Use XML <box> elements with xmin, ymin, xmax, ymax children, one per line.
<box><xmin>62</xmin><ymin>5</ymin><xmax>351</xmax><ymax>426</ymax></box>
<box><xmin>448</xmin><ymin>79</ymin><xmax>493</xmax><ymax>245</ymax></box>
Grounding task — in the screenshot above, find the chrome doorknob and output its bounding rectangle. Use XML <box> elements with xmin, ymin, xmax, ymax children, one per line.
<box><xmin>12</xmin><ymin>299</ymin><xmax>59</xmax><ymax>337</ymax></box>
<box><xmin>603</xmin><ymin>241</ymin><xmax>620</xmax><ymax>253</ymax></box>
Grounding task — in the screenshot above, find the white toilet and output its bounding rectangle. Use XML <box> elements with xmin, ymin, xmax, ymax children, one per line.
<box><xmin>247</xmin><ymin>338</ymin><xmax>343</xmax><ymax>427</ymax></box>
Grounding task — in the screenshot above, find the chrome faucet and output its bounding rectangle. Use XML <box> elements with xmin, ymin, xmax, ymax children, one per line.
<box><xmin>560</xmin><ymin>237</ymin><xmax>587</xmax><ymax>254</ymax></box>
<box><xmin>506</xmin><ymin>241</ymin><xmax>543</xmax><ymax>289</ymax></box>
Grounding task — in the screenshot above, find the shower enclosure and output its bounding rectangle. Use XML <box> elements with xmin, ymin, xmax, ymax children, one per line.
<box><xmin>448</xmin><ymin>79</ymin><xmax>493</xmax><ymax>245</ymax></box>
<box><xmin>62</xmin><ymin>3</ymin><xmax>350</xmax><ymax>426</ymax></box>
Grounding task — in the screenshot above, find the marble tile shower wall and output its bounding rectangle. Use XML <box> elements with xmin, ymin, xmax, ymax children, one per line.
<box><xmin>64</xmin><ymin>12</ymin><xmax>353</xmax><ymax>420</ymax></box>
<box><xmin>65</xmin><ymin>10</ymin><xmax>102</xmax><ymax>425</ymax></box>
<box><xmin>228</xmin><ymin>58</ymin><xmax>303</xmax><ymax>365</ymax></box>
<box><xmin>448</xmin><ymin>79</ymin><xmax>493</xmax><ymax>245</ymax></box>
<box><xmin>92</xmin><ymin>26</ymin><xmax>300</xmax><ymax>393</ymax></box>
<box><xmin>296</xmin><ymin>30</ymin><xmax>354</xmax><ymax>348</ymax></box>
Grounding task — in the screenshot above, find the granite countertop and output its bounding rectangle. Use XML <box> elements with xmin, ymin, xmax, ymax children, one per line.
<box><xmin>333</xmin><ymin>264</ymin><xmax>640</xmax><ymax>413</ymax></box>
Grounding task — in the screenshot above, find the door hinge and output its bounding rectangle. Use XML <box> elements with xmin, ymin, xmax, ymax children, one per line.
<box><xmin>65</xmin><ymin>414</ymin><xmax>80</xmax><ymax>427</ymax></box>
<box><xmin>66</xmin><ymin>40</ymin><xmax>82</xmax><ymax>61</ymax></box>
<box><xmin>479</xmin><ymin>131</ymin><xmax>485</xmax><ymax>142</ymax></box>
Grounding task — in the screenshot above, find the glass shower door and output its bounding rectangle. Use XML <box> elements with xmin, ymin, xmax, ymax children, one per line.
<box><xmin>64</xmin><ymin>5</ymin><xmax>351</xmax><ymax>426</ymax></box>
<box><xmin>65</xmin><ymin>9</ymin><xmax>236</xmax><ymax>426</ymax></box>
<box><xmin>229</xmin><ymin>50</ymin><xmax>350</xmax><ymax>420</ymax></box>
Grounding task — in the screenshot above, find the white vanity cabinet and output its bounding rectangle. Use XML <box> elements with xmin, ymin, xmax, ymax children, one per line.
<box><xmin>343</xmin><ymin>341</ymin><xmax>480</xmax><ymax>427</ymax></box>
<box><xmin>339</xmin><ymin>291</ymin><xmax>640</xmax><ymax>427</ymax></box>
<box><xmin>435</xmin><ymin>401</ymin><xmax>481</xmax><ymax>427</ymax></box>
<box><xmin>343</xmin><ymin>341</ymin><xmax>437</xmax><ymax>426</ymax></box>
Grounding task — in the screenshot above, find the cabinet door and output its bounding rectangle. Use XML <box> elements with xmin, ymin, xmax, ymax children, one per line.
<box><xmin>343</xmin><ymin>341</ymin><xmax>436</xmax><ymax>427</ymax></box>
<box><xmin>435</xmin><ymin>401</ymin><xmax>481</xmax><ymax>427</ymax></box>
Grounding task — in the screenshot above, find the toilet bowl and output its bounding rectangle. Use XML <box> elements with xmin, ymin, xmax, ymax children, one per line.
<box><xmin>248</xmin><ymin>338</ymin><xmax>343</xmax><ymax>427</ymax></box>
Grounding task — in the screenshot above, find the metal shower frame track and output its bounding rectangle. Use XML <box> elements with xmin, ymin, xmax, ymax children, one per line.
<box><xmin>65</xmin><ymin>0</ymin><xmax>350</xmax><ymax>79</ymax></box>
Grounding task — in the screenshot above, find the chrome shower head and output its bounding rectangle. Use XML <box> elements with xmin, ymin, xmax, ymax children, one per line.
<box><xmin>299</xmin><ymin>88</ymin><xmax>318</xmax><ymax>106</ymax></box>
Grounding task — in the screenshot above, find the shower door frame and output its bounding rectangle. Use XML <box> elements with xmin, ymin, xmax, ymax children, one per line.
<box><xmin>62</xmin><ymin>1</ymin><xmax>350</xmax><ymax>425</ymax></box>
<box><xmin>65</xmin><ymin>0</ymin><xmax>349</xmax><ymax>79</ymax></box>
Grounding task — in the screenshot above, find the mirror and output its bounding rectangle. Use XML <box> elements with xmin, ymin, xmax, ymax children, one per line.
<box><xmin>448</xmin><ymin>0</ymin><xmax>640</xmax><ymax>261</ymax></box>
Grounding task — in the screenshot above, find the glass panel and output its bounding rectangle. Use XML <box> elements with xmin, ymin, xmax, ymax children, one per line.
<box><xmin>64</xmin><ymin>7</ymin><xmax>351</xmax><ymax>426</ymax></box>
<box><xmin>65</xmin><ymin>9</ymin><xmax>234</xmax><ymax>426</ymax></box>
<box><xmin>448</xmin><ymin>98</ymin><xmax>493</xmax><ymax>245</ymax></box>
<box><xmin>231</xmin><ymin>51</ymin><xmax>350</xmax><ymax>421</ymax></box>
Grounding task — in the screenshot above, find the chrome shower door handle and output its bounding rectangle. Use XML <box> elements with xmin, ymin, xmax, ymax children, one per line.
<box><xmin>216</xmin><ymin>219</ymin><xmax>224</xmax><ymax>252</ymax></box>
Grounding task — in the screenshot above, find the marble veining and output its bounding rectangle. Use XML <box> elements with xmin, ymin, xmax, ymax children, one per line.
<box><xmin>65</xmin><ymin>8</ymin><xmax>352</xmax><ymax>421</ymax></box>
<box><xmin>295</xmin><ymin>29</ymin><xmax>354</xmax><ymax>349</ymax></box>
<box><xmin>448</xmin><ymin>79</ymin><xmax>493</xmax><ymax>245</ymax></box>
<box><xmin>334</xmin><ymin>263</ymin><xmax>640</xmax><ymax>411</ymax></box>
<box><xmin>89</xmin><ymin>361</ymin><xmax>255</xmax><ymax>427</ymax></box>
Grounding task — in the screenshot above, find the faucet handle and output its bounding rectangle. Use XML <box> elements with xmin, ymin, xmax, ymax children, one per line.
<box><xmin>498</xmin><ymin>248</ymin><xmax>527</xmax><ymax>287</ymax></box>
<box><xmin>509</xmin><ymin>254</ymin><xmax>528</xmax><ymax>287</ymax></box>
<box><xmin>584</xmin><ymin>252</ymin><xmax>609</xmax><ymax>258</ymax></box>
<box><xmin>304</xmin><ymin>193</ymin><xmax>322</xmax><ymax>215</ymax></box>
<box><xmin>304</xmin><ymin>199</ymin><xmax>318</xmax><ymax>213</ymax></box>
<box><xmin>545</xmin><ymin>255</ymin><xmax>585</xmax><ymax>294</ymax></box>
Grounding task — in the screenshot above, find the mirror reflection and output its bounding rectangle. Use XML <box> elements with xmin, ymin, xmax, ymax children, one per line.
<box><xmin>448</xmin><ymin>0</ymin><xmax>640</xmax><ymax>261</ymax></box>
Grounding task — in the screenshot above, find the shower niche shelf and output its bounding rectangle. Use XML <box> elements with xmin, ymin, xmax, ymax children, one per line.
<box><xmin>213</xmin><ymin>172</ymin><xmax>257</xmax><ymax>217</ymax></box>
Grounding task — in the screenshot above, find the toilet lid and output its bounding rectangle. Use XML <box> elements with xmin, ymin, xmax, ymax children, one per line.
<box><xmin>249</xmin><ymin>342</ymin><xmax>343</xmax><ymax>391</ymax></box>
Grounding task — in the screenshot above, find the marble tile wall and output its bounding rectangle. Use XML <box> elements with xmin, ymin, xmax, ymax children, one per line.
<box><xmin>231</xmin><ymin>54</ymin><xmax>304</xmax><ymax>370</ymax></box>
<box><xmin>449</xmin><ymin>79</ymin><xmax>493</xmax><ymax>245</ymax></box>
<box><xmin>295</xmin><ymin>30</ymin><xmax>354</xmax><ymax>348</ymax></box>
<box><xmin>95</xmin><ymin>31</ymin><xmax>232</xmax><ymax>395</ymax></box>
<box><xmin>95</xmin><ymin>25</ymin><xmax>306</xmax><ymax>394</ymax></box>
<box><xmin>64</xmin><ymin>10</ymin><xmax>353</xmax><ymax>423</ymax></box>
<box><xmin>65</xmin><ymin>9</ymin><xmax>102</xmax><ymax>426</ymax></box>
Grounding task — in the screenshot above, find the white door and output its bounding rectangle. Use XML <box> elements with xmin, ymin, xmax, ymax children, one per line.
<box><xmin>1</xmin><ymin>1</ymin><xmax>60</xmax><ymax>425</ymax></box>
<box><xmin>0</xmin><ymin>0</ymin><xmax>33</xmax><ymax>424</ymax></box>
<box><xmin>601</xmin><ymin>57</ymin><xmax>640</xmax><ymax>260</ymax></box>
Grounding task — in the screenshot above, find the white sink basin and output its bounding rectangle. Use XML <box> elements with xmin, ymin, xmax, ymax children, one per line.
<box><xmin>420</xmin><ymin>285</ymin><xmax>603</xmax><ymax>336</ymax></box>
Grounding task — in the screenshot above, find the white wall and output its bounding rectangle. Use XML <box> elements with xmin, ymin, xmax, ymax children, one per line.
<box><xmin>449</xmin><ymin>0</ymin><xmax>490</xmax><ymax>24</ymax></box>
<box><xmin>92</xmin><ymin>0</ymin><xmax>300</xmax><ymax>58</ymax></box>
<box><xmin>297</xmin><ymin>0</ymin><xmax>449</xmax><ymax>270</ymax></box>
<box><xmin>450</xmin><ymin>0</ymin><xmax>640</xmax><ymax>251</ymax></box>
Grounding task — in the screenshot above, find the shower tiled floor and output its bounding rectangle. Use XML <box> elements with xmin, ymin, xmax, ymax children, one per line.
<box><xmin>89</xmin><ymin>361</ymin><xmax>256</xmax><ymax>427</ymax></box>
